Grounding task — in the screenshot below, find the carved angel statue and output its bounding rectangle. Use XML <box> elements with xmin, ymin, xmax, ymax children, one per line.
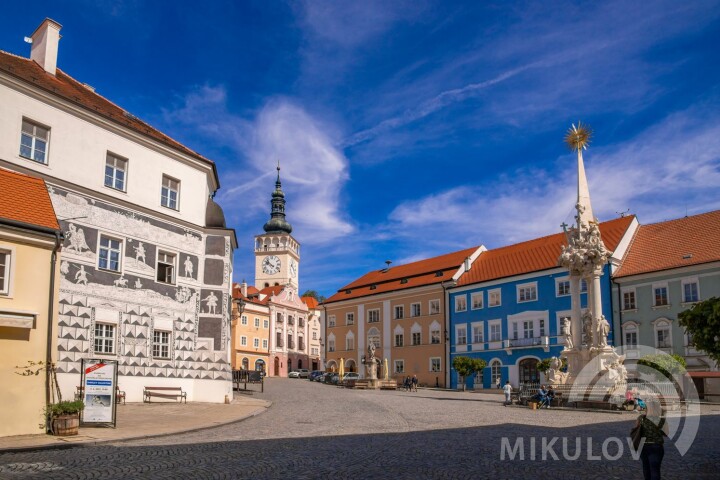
<box><xmin>367</xmin><ymin>342</ymin><xmax>376</xmax><ymax>361</ymax></box>
<box><xmin>582</xmin><ymin>310</ymin><xmax>593</xmax><ymax>347</ymax></box>
<box><xmin>561</xmin><ymin>317</ymin><xmax>573</xmax><ymax>349</ymax></box>
<box><xmin>597</xmin><ymin>315</ymin><xmax>610</xmax><ymax>347</ymax></box>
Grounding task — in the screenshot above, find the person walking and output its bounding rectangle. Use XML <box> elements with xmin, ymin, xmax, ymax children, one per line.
<box><xmin>496</xmin><ymin>377</ymin><xmax>501</xmax><ymax>389</ymax></box>
<box><xmin>503</xmin><ymin>380</ymin><xmax>513</xmax><ymax>406</ymax></box>
<box><xmin>411</xmin><ymin>375</ymin><xmax>418</xmax><ymax>392</ymax></box>
<box><xmin>637</xmin><ymin>400</ymin><xmax>668</xmax><ymax>480</ymax></box>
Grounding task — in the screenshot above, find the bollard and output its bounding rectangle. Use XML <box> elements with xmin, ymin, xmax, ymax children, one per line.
<box><xmin>225</xmin><ymin>394</ymin><xmax>230</xmax><ymax>404</ymax></box>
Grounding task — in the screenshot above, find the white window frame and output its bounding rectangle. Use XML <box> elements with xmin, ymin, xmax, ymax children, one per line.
<box><xmin>622</xmin><ymin>287</ymin><xmax>637</xmax><ymax>311</ymax></box>
<box><xmin>368</xmin><ymin>309</ymin><xmax>380</xmax><ymax>323</ymax></box>
<box><xmin>156</xmin><ymin>250</ymin><xmax>177</xmax><ymax>285</ymax></box>
<box><xmin>0</xmin><ymin>246</ymin><xmax>15</xmax><ymax>297</ymax></box>
<box><xmin>241</xmin><ymin>315</ymin><xmax>247</xmax><ymax>326</ymax></box>
<box><xmin>488</xmin><ymin>288</ymin><xmax>502</xmax><ymax>307</ymax></box>
<box><xmin>411</xmin><ymin>302</ymin><xmax>421</xmax><ymax>317</ymax></box>
<box><xmin>430</xmin><ymin>357</ymin><xmax>441</xmax><ymax>372</ymax></box>
<box><xmin>94</xmin><ymin>323</ymin><xmax>116</xmax><ymax>355</ymax></box>
<box><xmin>328</xmin><ymin>315</ymin><xmax>336</xmax><ymax>327</ymax></box>
<box><xmin>97</xmin><ymin>234</ymin><xmax>123</xmax><ymax>273</ymax></box>
<box><xmin>394</xmin><ymin>305</ymin><xmax>404</xmax><ymax>319</ymax></box>
<box><xmin>681</xmin><ymin>277</ymin><xmax>700</xmax><ymax>304</ymax></box>
<box><xmin>262</xmin><ymin>339</ymin><xmax>268</xmax><ymax>349</ymax></box>
<box><xmin>516</xmin><ymin>282</ymin><xmax>538</xmax><ymax>303</ymax></box>
<box><xmin>454</xmin><ymin>295</ymin><xmax>467</xmax><ymax>312</ymax></box>
<box><xmin>254</xmin><ymin>317</ymin><xmax>260</xmax><ymax>327</ymax></box>
<box><xmin>653</xmin><ymin>283</ymin><xmax>670</xmax><ymax>307</ymax></box>
<box><xmin>395</xmin><ymin>332</ymin><xmax>404</xmax><ymax>347</ymax></box>
<box><xmin>489</xmin><ymin>320</ymin><xmax>502</xmax><ymax>342</ymax></box>
<box><xmin>555</xmin><ymin>277</ymin><xmax>570</xmax><ymax>297</ymax></box>
<box><xmin>472</xmin><ymin>321</ymin><xmax>484</xmax><ymax>344</ymax></box>
<box><xmin>240</xmin><ymin>336</ymin><xmax>247</xmax><ymax>346</ymax></box>
<box><xmin>345</xmin><ymin>332</ymin><xmax>355</xmax><ymax>351</ymax></box>
<box><xmin>623</xmin><ymin>322</ymin><xmax>639</xmax><ymax>350</ymax></box>
<box><xmin>429</xmin><ymin>299</ymin><xmax>440</xmax><ymax>315</ymax></box>
<box><xmin>456</xmin><ymin>325</ymin><xmax>467</xmax><ymax>345</ymax></box>
<box><xmin>253</xmin><ymin>337</ymin><xmax>260</xmax><ymax>348</ymax></box>
<box><xmin>430</xmin><ymin>327</ymin><xmax>441</xmax><ymax>344</ymax></box>
<box><xmin>471</xmin><ymin>292</ymin><xmax>483</xmax><ymax>310</ymax></box>
<box><xmin>653</xmin><ymin>318</ymin><xmax>673</xmax><ymax>349</ymax></box>
<box><xmin>104</xmin><ymin>152</ymin><xmax>128</xmax><ymax>192</ymax></box>
<box><xmin>412</xmin><ymin>331</ymin><xmax>422</xmax><ymax>346</ymax></box>
<box><xmin>394</xmin><ymin>359</ymin><xmax>405</xmax><ymax>374</ymax></box>
<box><xmin>346</xmin><ymin>312</ymin><xmax>355</xmax><ymax>325</ymax></box>
<box><xmin>263</xmin><ymin>319</ymin><xmax>269</xmax><ymax>328</ymax></box>
<box><xmin>490</xmin><ymin>359</ymin><xmax>502</xmax><ymax>385</ymax></box>
<box><xmin>160</xmin><ymin>174</ymin><xmax>180</xmax><ymax>210</ymax></box>
<box><xmin>152</xmin><ymin>330</ymin><xmax>171</xmax><ymax>359</ymax></box>
<box><xmin>328</xmin><ymin>337</ymin><xmax>335</xmax><ymax>352</ymax></box>
<box><xmin>19</xmin><ymin>118</ymin><xmax>50</xmax><ymax>164</ymax></box>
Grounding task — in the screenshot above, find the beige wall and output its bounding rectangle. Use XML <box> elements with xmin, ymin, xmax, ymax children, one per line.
<box><xmin>231</xmin><ymin>301</ymin><xmax>270</xmax><ymax>371</ymax></box>
<box><xmin>0</xmin><ymin>231</ymin><xmax>59</xmax><ymax>437</ymax></box>
<box><xmin>325</xmin><ymin>285</ymin><xmax>447</xmax><ymax>387</ymax></box>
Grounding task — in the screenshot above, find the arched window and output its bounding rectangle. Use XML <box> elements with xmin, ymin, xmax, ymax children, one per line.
<box><xmin>490</xmin><ymin>360</ymin><xmax>502</xmax><ymax>386</ymax></box>
<box><xmin>242</xmin><ymin>358</ymin><xmax>249</xmax><ymax>370</ymax></box>
<box><xmin>255</xmin><ymin>359</ymin><xmax>265</xmax><ymax>372</ymax></box>
<box><xmin>345</xmin><ymin>359</ymin><xmax>357</xmax><ymax>373</ymax></box>
<box><xmin>518</xmin><ymin>358</ymin><xmax>539</xmax><ymax>385</ymax></box>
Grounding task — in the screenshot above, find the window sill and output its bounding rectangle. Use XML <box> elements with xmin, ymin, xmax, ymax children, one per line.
<box><xmin>160</xmin><ymin>204</ymin><xmax>180</xmax><ymax>213</ymax></box>
<box><xmin>18</xmin><ymin>154</ymin><xmax>49</xmax><ymax>167</ymax></box>
<box><xmin>622</xmin><ymin>308</ymin><xmax>638</xmax><ymax>313</ymax></box>
<box><xmin>651</xmin><ymin>304</ymin><xmax>671</xmax><ymax>310</ymax></box>
<box><xmin>680</xmin><ymin>301</ymin><xmax>699</xmax><ymax>307</ymax></box>
<box><xmin>97</xmin><ymin>267</ymin><xmax>122</xmax><ymax>275</ymax></box>
<box><xmin>104</xmin><ymin>185</ymin><xmax>127</xmax><ymax>194</ymax></box>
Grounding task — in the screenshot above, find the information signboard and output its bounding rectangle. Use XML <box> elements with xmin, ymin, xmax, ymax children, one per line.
<box><xmin>80</xmin><ymin>359</ymin><xmax>118</xmax><ymax>427</ymax></box>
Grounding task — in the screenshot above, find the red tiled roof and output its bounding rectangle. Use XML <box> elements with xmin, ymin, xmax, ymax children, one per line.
<box><xmin>457</xmin><ymin>216</ymin><xmax>636</xmax><ymax>286</ymax></box>
<box><xmin>325</xmin><ymin>246</ymin><xmax>479</xmax><ymax>304</ymax></box>
<box><xmin>0</xmin><ymin>49</ymin><xmax>218</xmax><ymax>182</ymax></box>
<box><xmin>614</xmin><ymin>210</ymin><xmax>720</xmax><ymax>278</ymax></box>
<box><xmin>0</xmin><ymin>167</ymin><xmax>60</xmax><ymax>231</ymax></box>
<box><xmin>301</xmin><ymin>296</ymin><xmax>319</xmax><ymax>309</ymax></box>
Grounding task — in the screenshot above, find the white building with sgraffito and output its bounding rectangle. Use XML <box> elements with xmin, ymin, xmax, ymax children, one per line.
<box><xmin>0</xmin><ymin>18</ymin><xmax>237</xmax><ymax>402</ymax></box>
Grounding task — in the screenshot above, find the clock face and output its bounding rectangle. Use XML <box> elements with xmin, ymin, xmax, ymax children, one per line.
<box><xmin>290</xmin><ymin>259</ymin><xmax>298</xmax><ymax>278</ymax></box>
<box><xmin>262</xmin><ymin>255</ymin><xmax>281</xmax><ymax>275</ymax></box>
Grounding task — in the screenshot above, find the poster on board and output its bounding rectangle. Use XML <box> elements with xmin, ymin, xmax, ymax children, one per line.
<box><xmin>80</xmin><ymin>359</ymin><xmax>117</xmax><ymax>427</ymax></box>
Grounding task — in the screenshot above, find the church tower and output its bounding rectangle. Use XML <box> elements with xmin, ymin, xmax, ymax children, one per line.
<box><xmin>254</xmin><ymin>165</ymin><xmax>300</xmax><ymax>290</ymax></box>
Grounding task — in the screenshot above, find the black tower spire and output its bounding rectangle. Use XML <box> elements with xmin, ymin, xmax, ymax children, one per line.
<box><xmin>263</xmin><ymin>163</ymin><xmax>293</xmax><ymax>234</ymax></box>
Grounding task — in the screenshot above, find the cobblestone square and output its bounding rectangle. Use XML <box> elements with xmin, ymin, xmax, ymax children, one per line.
<box><xmin>1</xmin><ymin>379</ymin><xmax>718</xmax><ymax>479</ymax></box>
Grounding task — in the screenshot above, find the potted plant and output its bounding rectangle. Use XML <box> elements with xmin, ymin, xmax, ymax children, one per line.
<box><xmin>47</xmin><ymin>400</ymin><xmax>84</xmax><ymax>436</ymax></box>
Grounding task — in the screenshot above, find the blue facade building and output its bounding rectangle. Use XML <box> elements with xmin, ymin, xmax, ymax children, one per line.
<box><xmin>448</xmin><ymin>216</ymin><xmax>637</xmax><ymax>389</ymax></box>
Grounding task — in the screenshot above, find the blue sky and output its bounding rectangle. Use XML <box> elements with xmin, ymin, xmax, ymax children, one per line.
<box><xmin>3</xmin><ymin>1</ymin><xmax>720</xmax><ymax>297</ymax></box>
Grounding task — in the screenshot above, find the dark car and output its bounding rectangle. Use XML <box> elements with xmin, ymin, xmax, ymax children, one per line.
<box><xmin>308</xmin><ymin>371</ymin><xmax>324</xmax><ymax>381</ymax></box>
<box><xmin>322</xmin><ymin>372</ymin><xmax>337</xmax><ymax>384</ymax></box>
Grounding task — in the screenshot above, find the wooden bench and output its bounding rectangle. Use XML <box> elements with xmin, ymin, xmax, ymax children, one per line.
<box><xmin>143</xmin><ymin>386</ymin><xmax>187</xmax><ymax>403</ymax></box>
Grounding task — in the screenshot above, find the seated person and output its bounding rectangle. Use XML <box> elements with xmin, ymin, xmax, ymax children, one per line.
<box><xmin>624</xmin><ymin>389</ymin><xmax>636</xmax><ymax>409</ymax></box>
<box><xmin>545</xmin><ymin>386</ymin><xmax>555</xmax><ymax>408</ymax></box>
<box><xmin>534</xmin><ymin>385</ymin><xmax>548</xmax><ymax>405</ymax></box>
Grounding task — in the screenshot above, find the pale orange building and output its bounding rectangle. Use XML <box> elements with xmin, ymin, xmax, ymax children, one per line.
<box><xmin>323</xmin><ymin>246</ymin><xmax>484</xmax><ymax>387</ymax></box>
<box><xmin>231</xmin><ymin>283</ymin><xmax>270</xmax><ymax>372</ymax></box>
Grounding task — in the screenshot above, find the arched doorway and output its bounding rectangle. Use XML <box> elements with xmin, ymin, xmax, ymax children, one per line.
<box><xmin>255</xmin><ymin>359</ymin><xmax>265</xmax><ymax>372</ymax></box>
<box><xmin>518</xmin><ymin>358</ymin><xmax>539</xmax><ymax>385</ymax></box>
<box><xmin>242</xmin><ymin>358</ymin><xmax>249</xmax><ymax>371</ymax></box>
<box><xmin>345</xmin><ymin>359</ymin><xmax>356</xmax><ymax>373</ymax></box>
<box><xmin>288</xmin><ymin>359</ymin><xmax>292</xmax><ymax>372</ymax></box>
<box><xmin>274</xmin><ymin>357</ymin><xmax>280</xmax><ymax>376</ymax></box>
<box><xmin>298</xmin><ymin>359</ymin><xmax>303</xmax><ymax>370</ymax></box>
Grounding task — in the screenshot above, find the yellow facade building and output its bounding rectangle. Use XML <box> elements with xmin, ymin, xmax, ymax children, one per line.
<box><xmin>324</xmin><ymin>246</ymin><xmax>483</xmax><ymax>387</ymax></box>
<box><xmin>231</xmin><ymin>282</ymin><xmax>271</xmax><ymax>372</ymax></box>
<box><xmin>0</xmin><ymin>169</ymin><xmax>62</xmax><ymax>437</ymax></box>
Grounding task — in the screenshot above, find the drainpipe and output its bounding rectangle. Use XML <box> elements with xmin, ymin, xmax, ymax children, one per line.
<box><xmin>614</xmin><ymin>278</ymin><xmax>624</xmax><ymax>348</ymax></box>
<box><xmin>46</xmin><ymin>231</ymin><xmax>62</xmax><ymax>405</ymax></box>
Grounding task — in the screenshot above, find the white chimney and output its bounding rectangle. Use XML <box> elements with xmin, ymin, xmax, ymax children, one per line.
<box><xmin>30</xmin><ymin>18</ymin><xmax>62</xmax><ymax>76</ymax></box>
<box><xmin>241</xmin><ymin>281</ymin><xmax>248</xmax><ymax>297</ymax></box>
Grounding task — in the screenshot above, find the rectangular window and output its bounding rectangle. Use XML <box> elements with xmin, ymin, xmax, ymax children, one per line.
<box><xmin>328</xmin><ymin>339</ymin><xmax>335</xmax><ymax>352</ymax></box>
<box><xmin>263</xmin><ymin>319</ymin><xmax>269</xmax><ymax>328</ymax></box>
<box><xmin>457</xmin><ymin>326</ymin><xmax>467</xmax><ymax>345</ymax></box>
<box><xmin>368</xmin><ymin>309</ymin><xmax>380</xmax><ymax>323</ymax></box>
<box><xmin>517</xmin><ymin>283</ymin><xmax>538</xmax><ymax>303</ymax></box>
<box><xmin>412</xmin><ymin>332</ymin><xmax>421</xmax><ymax>346</ymax></box>
<box><xmin>411</xmin><ymin>303</ymin><xmax>421</xmax><ymax>317</ymax></box>
<box><xmin>346</xmin><ymin>337</ymin><xmax>354</xmax><ymax>350</ymax></box>
<box><xmin>98</xmin><ymin>235</ymin><xmax>122</xmax><ymax>272</ymax></box>
<box><xmin>455</xmin><ymin>295</ymin><xmax>467</xmax><ymax>312</ymax></box>
<box><xmin>394</xmin><ymin>360</ymin><xmax>405</xmax><ymax>373</ymax></box>
<box><xmin>395</xmin><ymin>334</ymin><xmax>404</xmax><ymax>347</ymax></box>
<box><xmin>161</xmin><ymin>175</ymin><xmax>180</xmax><ymax>210</ymax></box>
<box><xmin>262</xmin><ymin>339</ymin><xmax>268</xmax><ymax>349</ymax></box>
<box><xmin>625</xmin><ymin>331</ymin><xmax>637</xmax><ymax>348</ymax></box>
<box><xmin>657</xmin><ymin>329</ymin><xmax>671</xmax><ymax>348</ymax></box>
<box><xmin>431</xmin><ymin>329</ymin><xmax>441</xmax><ymax>344</ymax></box>
<box><xmin>287</xmin><ymin>334</ymin><xmax>293</xmax><ymax>350</ymax></box>
<box><xmin>346</xmin><ymin>313</ymin><xmax>354</xmax><ymax>325</ymax></box>
<box><xmin>471</xmin><ymin>292</ymin><xmax>483</xmax><ymax>309</ymax></box>
<box><xmin>623</xmin><ymin>290</ymin><xmax>636</xmax><ymax>310</ymax></box>
<box><xmin>254</xmin><ymin>318</ymin><xmax>260</xmax><ymax>327</ymax></box>
<box><xmin>683</xmin><ymin>281</ymin><xmax>699</xmax><ymax>303</ymax></box>
<box><xmin>312</xmin><ymin>331</ymin><xmax>317</xmax><ymax>340</ymax></box>
<box><xmin>557</xmin><ymin>279</ymin><xmax>570</xmax><ymax>296</ymax></box>
<box><xmin>490</xmin><ymin>323</ymin><xmax>501</xmax><ymax>342</ymax></box>
<box><xmin>20</xmin><ymin>119</ymin><xmax>49</xmax><ymax>164</ymax></box>
<box><xmin>654</xmin><ymin>286</ymin><xmax>669</xmax><ymax>306</ymax></box>
<box><xmin>104</xmin><ymin>153</ymin><xmax>127</xmax><ymax>191</ymax></box>
<box><xmin>241</xmin><ymin>336</ymin><xmax>247</xmax><ymax>346</ymax></box>
<box><xmin>394</xmin><ymin>305</ymin><xmax>404</xmax><ymax>319</ymax></box>
<box><xmin>489</xmin><ymin>289</ymin><xmax>501</xmax><ymax>307</ymax></box>
<box><xmin>328</xmin><ymin>315</ymin><xmax>336</xmax><ymax>327</ymax></box>
<box><xmin>429</xmin><ymin>300</ymin><xmax>440</xmax><ymax>315</ymax></box>
<box><xmin>94</xmin><ymin>324</ymin><xmax>115</xmax><ymax>354</ymax></box>
<box><xmin>253</xmin><ymin>338</ymin><xmax>260</xmax><ymax>348</ymax></box>
<box><xmin>512</xmin><ymin>322</ymin><xmax>518</xmax><ymax>340</ymax></box>
<box><xmin>241</xmin><ymin>315</ymin><xmax>247</xmax><ymax>326</ymax></box>
<box><xmin>0</xmin><ymin>251</ymin><xmax>9</xmax><ymax>295</ymax></box>
<box><xmin>156</xmin><ymin>251</ymin><xmax>176</xmax><ymax>284</ymax></box>
<box><xmin>276</xmin><ymin>331</ymin><xmax>283</xmax><ymax>347</ymax></box>
<box><xmin>539</xmin><ymin>319</ymin><xmax>545</xmax><ymax>337</ymax></box>
<box><xmin>153</xmin><ymin>330</ymin><xmax>170</xmax><ymax>359</ymax></box>
<box><xmin>523</xmin><ymin>320</ymin><xmax>534</xmax><ymax>338</ymax></box>
<box><xmin>581</xmin><ymin>279</ymin><xmax>588</xmax><ymax>293</ymax></box>
<box><xmin>473</xmin><ymin>325</ymin><xmax>484</xmax><ymax>344</ymax></box>
<box><xmin>430</xmin><ymin>358</ymin><xmax>441</xmax><ymax>372</ymax></box>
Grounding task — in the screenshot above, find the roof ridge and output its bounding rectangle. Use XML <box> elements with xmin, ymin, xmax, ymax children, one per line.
<box><xmin>640</xmin><ymin>209</ymin><xmax>720</xmax><ymax>228</ymax></box>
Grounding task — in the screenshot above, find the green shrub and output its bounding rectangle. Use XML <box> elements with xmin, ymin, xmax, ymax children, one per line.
<box><xmin>47</xmin><ymin>400</ymin><xmax>84</xmax><ymax>417</ymax></box>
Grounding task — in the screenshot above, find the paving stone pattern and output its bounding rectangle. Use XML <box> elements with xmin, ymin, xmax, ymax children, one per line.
<box><xmin>1</xmin><ymin>379</ymin><xmax>718</xmax><ymax>479</ymax></box>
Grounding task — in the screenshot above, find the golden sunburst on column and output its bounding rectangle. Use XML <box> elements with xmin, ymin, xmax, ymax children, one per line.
<box><xmin>564</xmin><ymin>121</ymin><xmax>593</xmax><ymax>152</ymax></box>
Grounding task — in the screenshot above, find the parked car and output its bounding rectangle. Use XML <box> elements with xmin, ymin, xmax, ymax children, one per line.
<box><xmin>297</xmin><ymin>369</ymin><xmax>310</xmax><ymax>378</ymax></box>
<box><xmin>288</xmin><ymin>370</ymin><xmax>300</xmax><ymax>378</ymax></box>
<box><xmin>323</xmin><ymin>372</ymin><xmax>338</xmax><ymax>384</ymax></box>
<box><xmin>308</xmin><ymin>371</ymin><xmax>324</xmax><ymax>381</ymax></box>
<box><xmin>341</xmin><ymin>372</ymin><xmax>360</xmax><ymax>385</ymax></box>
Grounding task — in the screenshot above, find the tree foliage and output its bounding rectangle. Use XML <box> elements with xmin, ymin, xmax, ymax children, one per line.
<box><xmin>452</xmin><ymin>356</ymin><xmax>486</xmax><ymax>378</ymax></box>
<box><xmin>679</xmin><ymin>296</ymin><xmax>720</xmax><ymax>365</ymax></box>
<box><xmin>301</xmin><ymin>290</ymin><xmax>327</xmax><ymax>303</ymax></box>
<box><xmin>638</xmin><ymin>353</ymin><xmax>687</xmax><ymax>380</ymax></box>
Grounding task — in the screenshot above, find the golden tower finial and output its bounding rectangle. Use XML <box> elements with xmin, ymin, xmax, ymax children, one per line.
<box><xmin>564</xmin><ymin>121</ymin><xmax>592</xmax><ymax>152</ymax></box>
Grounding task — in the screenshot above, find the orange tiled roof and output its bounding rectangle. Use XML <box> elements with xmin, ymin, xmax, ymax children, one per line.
<box><xmin>0</xmin><ymin>50</ymin><xmax>217</xmax><ymax>179</ymax></box>
<box><xmin>457</xmin><ymin>216</ymin><xmax>635</xmax><ymax>286</ymax></box>
<box><xmin>324</xmin><ymin>246</ymin><xmax>479</xmax><ymax>304</ymax></box>
<box><xmin>0</xmin><ymin>168</ymin><xmax>60</xmax><ymax>231</ymax></box>
<box><xmin>614</xmin><ymin>210</ymin><xmax>720</xmax><ymax>278</ymax></box>
<box><xmin>301</xmin><ymin>296</ymin><xmax>319</xmax><ymax>309</ymax></box>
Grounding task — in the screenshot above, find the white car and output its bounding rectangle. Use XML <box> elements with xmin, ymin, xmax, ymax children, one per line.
<box><xmin>288</xmin><ymin>370</ymin><xmax>300</xmax><ymax>378</ymax></box>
